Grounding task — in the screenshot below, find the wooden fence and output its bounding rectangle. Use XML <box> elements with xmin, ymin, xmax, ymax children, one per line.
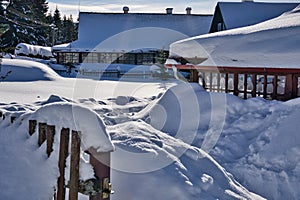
<box><xmin>27</xmin><ymin>119</ymin><xmax>113</xmax><ymax>200</ymax></box>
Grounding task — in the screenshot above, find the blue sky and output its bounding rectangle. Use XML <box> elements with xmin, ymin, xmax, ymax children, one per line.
<box><xmin>47</xmin><ymin>0</ymin><xmax>300</xmax><ymax>18</ymax></box>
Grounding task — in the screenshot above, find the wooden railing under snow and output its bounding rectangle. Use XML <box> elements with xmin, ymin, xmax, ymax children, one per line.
<box><xmin>27</xmin><ymin>119</ymin><xmax>113</xmax><ymax>200</ymax></box>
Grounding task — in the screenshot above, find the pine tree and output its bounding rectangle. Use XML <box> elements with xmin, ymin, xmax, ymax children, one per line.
<box><xmin>0</xmin><ymin>0</ymin><xmax>49</xmax><ymax>52</ymax></box>
<box><xmin>52</xmin><ymin>6</ymin><xmax>62</xmax><ymax>44</ymax></box>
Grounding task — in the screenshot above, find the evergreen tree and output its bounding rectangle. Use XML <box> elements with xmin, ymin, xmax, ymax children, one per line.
<box><xmin>0</xmin><ymin>0</ymin><xmax>49</xmax><ymax>52</ymax></box>
<box><xmin>52</xmin><ymin>6</ymin><xmax>62</xmax><ymax>44</ymax></box>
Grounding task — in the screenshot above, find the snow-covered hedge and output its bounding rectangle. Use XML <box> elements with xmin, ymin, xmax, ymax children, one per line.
<box><xmin>14</xmin><ymin>43</ymin><xmax>53</xmax><ymax>59</ymax></box>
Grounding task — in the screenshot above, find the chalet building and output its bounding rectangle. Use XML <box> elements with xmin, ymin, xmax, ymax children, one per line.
<box><xmin>209</xmin><ymin>1</ymin><xmax>298</xmax><ymax>33</ymax></box>
<box><xmin>166</xmin><ymin>4</ymin><xmax>300</xmax><ymax>101</ymax></box>
<box><xmin>52</xmin><ymin>7</ymin><xmax>212</xmax><ymax>66</ymax></box>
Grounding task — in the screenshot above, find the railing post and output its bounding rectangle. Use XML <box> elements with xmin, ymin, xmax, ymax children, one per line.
<box><xmin>233</xmin><ymin>73</ymin><xmax>239</xmax><ymax>96</ymax></box>
<box><xmin>57</xmin><ymin>128</ymin><xmax>70</xmax><ymax>200</ymax></box>
<box><xmin>29</xmin><ymin>120</ymin><xmax>37</xmax><ymax>136</ymax></box>
<box><xmin>88</xmin><ymin>149</ymin><xmax>112</xmax><ymax>200</ymax></box>
<box><xmin>38</xmin><ymin>123</ymin><xmax>47</xmax><ymax>146</ymax></box>
<box><xmin>46</xmin><ymin>125</ymin><xmax>55</xmax><ymax>157</ymax></box>
<box><xmin>69</xmin><ymin>131</ymin><xmax>81</xmax><ymax>200</ymax></box>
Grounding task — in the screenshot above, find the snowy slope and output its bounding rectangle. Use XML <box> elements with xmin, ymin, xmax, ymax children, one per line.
<box><xmin>1</xmin><ymin>59</ymin><xmax>300</xmax><ymax>199</ymax></box>
<box><xmin>169</xmin><ymin>5</ymin><xmax>300</xmax><ymax>68</ymax></box>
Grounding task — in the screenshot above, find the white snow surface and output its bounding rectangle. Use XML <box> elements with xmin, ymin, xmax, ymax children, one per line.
<box><xmin>53</xmin><ymin>12</ymin><xmax>212</xmax><ymax>52</ymax></box>
<box><xmin>169</xmin><ymin>5</ymin><xmax>300</xmax><ymax>68</ymax></box>
<box><xmin>1</xmin><ymin>59</ymin><xmax>300</xmax><ymax>199</ymax></box>
<box><xmin>218</xmin><ymin>1</ymin><xmax>298</xmax><ymax>30</ymax></box>
<box><xmin>0</xmin><ymin>59</ymin><xmax>60</xmax><ymax>81</ymax></box>
<box><xmin>15</xmin><ymin>43</ymin><xmax>53</xmax><ymax>57</ymax></box>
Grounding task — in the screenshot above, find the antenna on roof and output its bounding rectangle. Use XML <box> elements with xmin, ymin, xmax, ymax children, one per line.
<box><xmin>78</xmin><ymin>0</ymin><xmax>81</xmax><ymax>13</ymax></box>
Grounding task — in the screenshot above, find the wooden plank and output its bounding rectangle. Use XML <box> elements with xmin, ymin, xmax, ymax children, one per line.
<box><xmin>251</xmin><ymin>74</ymin><xmax>257</xmax><ymax>97</ymax></box>
<box><xmin>209</xmin><ymin>73</ymin><xmax>213</xmax><ymax>91</ymax></box>
<box><xmin>38</xmin><ymin>123</ymin><xmax>47</xmax><ymax>146</ymax></box>
<box><xmin>263</xmin><ymin>75</ymin><xmax>268</xmax><ymax>99</ymax></box>
<box><xmin>292</xmin><ymin>75</ymin><xmax>299</xmax><ymax>98</ymax></box>
<box><xmin>46</xmin><ymin>125</ymin><xmax>56</xmax><ymax>157</ymax></box>
<box><xmin>244</xmin><ymin>74</ymin><xmax>248</xmax><ymax>99</ymax></box>
<box><xmin>190</xmin><ymin>69</ymin><xmax>199</xmax><ymax>83</ymax></box>
<box><xmin>10</xmin><ymin>116</ymin><xmax>16</xmax><ymax>124</ymax></box>
<box><xmin>285</xmin><ymin>74</ymin><xmax>293</xmax><ymax>100</ymax></box>
<box><xmin>217</xmin><ymin>73</ymin><xmax>221</xmax><ymax>92</ymax></box>
<box><xmin>57</xmin><ymin>128</ymin><xmax>70</xmax><ymax>200</ymax></box>
<box><xmin>202</xmin><ymin>72</ymin><xmax>206</xmax><ymax>88</ymax></box>
<box><xmin>88</xmin><ymin>149</ymin><xmax>111</xmax><ymax>200</ymax></box>
<box><xmin>29</xmin><ymin>120</ymin><xmax>37</xmax><ymax>136</ymax></box>
<box><xmin>273</xmin><ymin>75</ymin><xmax>278</xmax><ymax>99</ymax></box>
<box><xmin>165</xmin><ymin>64</ymin><xmax>300</xmax><ymax>74</ymax></box>
<box><xmin>69</xmin><ymin>131</ymin><xmax>81</xmax><ymax>200</ymax></box>
<box><xmin>233</xmin><ymin>73</ymin><xmax>239</xmax><ymax>96</ymax></box>
<box><xmin>225</xmin><ymin>73</ymin><xmax>229</xmax><ymax>93</ymax></box>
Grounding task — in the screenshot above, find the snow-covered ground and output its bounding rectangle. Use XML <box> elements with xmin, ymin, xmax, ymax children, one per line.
<box><xmin>1</xmin><ymin>58</ymin><xmax>300</xmax><ymax>199</ymax></box>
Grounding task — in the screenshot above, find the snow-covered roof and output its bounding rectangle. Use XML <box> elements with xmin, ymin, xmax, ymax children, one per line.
<box><xmin>169</xmin><ymin>5</ymin><xmax>300</xmax><ymax>69</ymax></box>
<box><xmin>218</xmin><ymin>1</ymin><xmax>298</xmax><ymax>30</ymax></box>
<box><xmin>53</xmin><ymin>12</ymin><xmax>212</xmax><ymax>52</ymax></box>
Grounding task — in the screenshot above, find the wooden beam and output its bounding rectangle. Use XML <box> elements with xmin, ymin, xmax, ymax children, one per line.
<box><xmin>251</xmin><ymin>74</ymin><xmax>257</xmax><ymax>97</ymax></box>
<box><xmin>209</xmin><ymin>73</ymin><xmax>213</xmax><ymax>91</ymax></box>
<box><xmin>202</xmin><ymin>72</ymin><xmax>206</xmax><ymax>88</ymax></box>
<box><xmin>29</xmin><ymin>120</ymin><xmax>37</xmax><ymax>136</ymax></box>
<box><xmin>273</xmin><ymin>75</ymin><xmax>278</xmax><ymax>99</ymax></box>
<box><xmin>88</xmin><ymin>149</ymin><xmax>111</xmax><ymax>200</ymax></box>
<box><xmin>57</xmin><ymin>128</ymin><xmax>70</xmax><ymax>200</ymax></box>
<box><xmin>244</xmin><ymin>74</ymin><xmax>247</xmax><ymax>99</ymax></box>
<box><xmin>69</xmin><ymin>131</ymin><xmax>81</xmax><ymax>200</ymax></box>
<box><xmin>233</xmin><ymin>73</ymin><xmax>239</xmax><ymax>96</ymax></box>
<box><xmin>38</xmin><ymin>123</ymin><xmax>47</xmax><ymax>146</ymax></box>
<box><xmin>46</xmin><ymin>125</ymin><xmax>55</xmax><ymax>157</ymax></box>
<box><xmin>225</xmin><ymin>73</ymin><xmax>229</xmax><ymax>93</ymax></box>
<box><xmin>263</xmin><ymin>75</ymin><xmax>268</xmax><ymax>99</ymax></box>
<box><xmin>217</xmin><ymin>73</ymin><xmax>221</xmax><ymax>92</ymax></box>
<box><xmin>165</xmin><ymin>64</ymin><xmax>300</xmax><ymax>74</ymax></box>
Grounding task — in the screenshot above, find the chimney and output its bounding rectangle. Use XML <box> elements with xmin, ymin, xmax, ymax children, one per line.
<box><xmin>186</xmin><ymin>7</ymin><xmax>192</xmax><ymax>15</ymax></box>
<box><xmin>123</xmin><ymin>6</ymin><xmax>129</xmax><ymax>14</ymax></box>
<box><xmin>166</xmin><ymin>8</ymin><xmax>173</xmax><ymax>14</ymax></box>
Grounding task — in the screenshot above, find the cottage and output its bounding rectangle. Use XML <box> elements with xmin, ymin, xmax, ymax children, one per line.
<box><xmin>52</xmin><ymin>7</ymin><xmax>212</xmax><ymax>66</ymax></box>
<box><xmin>209</xmin><ymin>1</ymin><xmax>298</xmax><ymax>33</ymax></box>
<box><xmin>166</xmin><ymin>4</ymin><xmax>300</xmax><ymax>101</ymax></box>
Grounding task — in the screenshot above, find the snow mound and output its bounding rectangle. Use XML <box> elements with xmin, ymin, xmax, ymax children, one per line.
<box><xmin>0</xmin><ymin>59</ymin><xmax>60</xmax><ymax>81</ymax></box>
<box><xmin>31</xmin><ymin>102</ymin><xmax>114</xmax><ymax>152</ymax></box>
<box><xmin>108</xmin><ymin>120</ymin><xmax>265</xmax><ymax>200</ymax></box>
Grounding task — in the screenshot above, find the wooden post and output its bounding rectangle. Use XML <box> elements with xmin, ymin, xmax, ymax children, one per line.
<box><xmin>10</xmin><ymin>116</ymin><xmax>16</xmax><ymax>124</ymax></box>
<box><xmin>190</xmin><ymin>69</ymin><xmax>199</xmax><ymax>83</ymax></box>
<box><xmin>273</xmin><ymin>75</ymin><xmax>278</xmax><ymax>99</ymax></box>
<box><xmin>292</xmin><ymin>75</ymin><xmax>299</xmax><ymax>98</ymax></box>
<box><xmin>225</xmin><ymin>73</ymin><xmax>229</xmax><ymax>93</ymax></box>
<box><xmin>57</xmin><ymin>128</ymin><xmax>70</xmax><ymax>200</ymax></box>
<box><xmin>285</xmin><ymin>74</ymin><xmax>293</xmax><ymax>100</ymax></box>
<box><xmin>233</xmin><ymin>73</ymin><xmax>239</xmax><ymax>96</ymax></box>
<box><xmin>38</xmin><ymin>123</ymin><xmax>47</xmax><ymax>146</ymax></box>
<box><xmin>29</xmin><ymin>120</ymin><xmax>37</xmax><ymax>136</ymax></box>
<box><xmin>244</xmin><ymin>74</ymin><xmax>248</xmax><ymax>99</ymax></box>
<box><xmin>251</xmin><ymin>74</ymin><xmax>257</xmax><ymax>97</ymax></box>
<box><xmin>209</xmin><ymin>73</ymin><xmax>213</xmax><ymax>91</ymax></box>
<box><xmin>263</xmin><ymin>75</ymin><xmax>268</xmax><ymax>99</ymax></box>
<box><xmin>202</xmin><ymin>72</ymin><xmax>206</xmax><ymax>89</ymax></box>
<box><xmin>217</xmin><ymin>73</ymin><xmax>221</xmax><ymax>92</ymax></box>
<box><xmin>46</xmin><ymin>125</ymin><xmax>55</xmax><ymax>157</ymax></box>
<box><xmin>88</xmin><ymin>149</ymin><xmax>111</xmax><ymax>200</ymax></box>
<box><xmin>69</xmin><ymin>131</ymin><xmax>81</xmax><ymax>200</ymax></box>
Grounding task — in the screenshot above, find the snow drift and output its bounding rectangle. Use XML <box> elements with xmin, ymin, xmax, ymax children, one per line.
<box><xmin>0</xmin><ymin>59</ymin><xmax>60</xmax><ymax>81</ymax></box>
